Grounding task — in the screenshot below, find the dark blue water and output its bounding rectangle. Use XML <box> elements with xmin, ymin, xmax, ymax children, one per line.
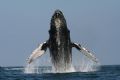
<box><xmin>0</xmin><ymin>65</ymin><xmax>120</xmax><ymax>80</ymax></box>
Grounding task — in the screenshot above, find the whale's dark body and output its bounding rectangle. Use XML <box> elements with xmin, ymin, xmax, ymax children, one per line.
<box><xmin>28</xmin><ymin>10</ymin><xmax>98</xmax><ymax>72</ymax></box>
<box><xmin>48</xmin><ymin>10</ymin><xmax>72</xmax><ymax>71</ymax></box>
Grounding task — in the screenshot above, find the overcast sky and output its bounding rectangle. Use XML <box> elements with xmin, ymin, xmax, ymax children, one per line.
<box><xmin>0</xmin><ymin>0</ymin><xmax>120</xmax><ymax>66</ymax></box>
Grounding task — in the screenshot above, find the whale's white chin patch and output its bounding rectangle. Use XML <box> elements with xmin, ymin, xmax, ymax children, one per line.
<box><xmin>55</xmin><ymin>18</ymin><xmax>61</xmax><ymax>28</ymax></box>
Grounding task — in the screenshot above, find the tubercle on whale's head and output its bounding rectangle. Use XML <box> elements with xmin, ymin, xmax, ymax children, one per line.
<box><xmin>50</xmin><ymin>9</ymin><xmax>67</xmax><ymax>29</ymax></box>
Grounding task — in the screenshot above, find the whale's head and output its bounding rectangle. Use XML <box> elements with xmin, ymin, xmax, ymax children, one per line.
<box><xmin>50</xmin><ymin>10</ymin><xmax>67</xmax><ymax>29</ymax></box>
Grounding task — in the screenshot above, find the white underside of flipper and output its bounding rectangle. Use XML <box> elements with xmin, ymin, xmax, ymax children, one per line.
<box><xmin>80</xmin><ymin>46</ymin><xmax>98</xmax><ymax>63</ymax></box>
<box><xmin>73</xmin><ymin>43</ymin><xmax>98</xmax><ymax>63</ymax></box>
<box><xmin>27</xmin><ymin>43</ymin><xmax>46</xmax><ymax>64</ymax></box>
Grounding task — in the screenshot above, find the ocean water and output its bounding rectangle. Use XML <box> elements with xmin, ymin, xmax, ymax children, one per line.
<box><xmin>0</xmin><ymin>65</ymin><xmax>120</xmax><ymax>80</ymax></box>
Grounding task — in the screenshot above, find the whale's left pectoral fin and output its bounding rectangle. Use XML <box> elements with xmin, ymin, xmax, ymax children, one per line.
<box><xmin>72</xmin><ymin>43</ymin><xmax>98</xmax><ymax>63</ymax></box>
<box><xmin>27</xmin><ymin>42</ymin><xmax>48</xmax><ymax>64</ymax></box>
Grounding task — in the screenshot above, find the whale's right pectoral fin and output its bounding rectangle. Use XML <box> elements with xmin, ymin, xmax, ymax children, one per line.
<box><xmin>27</xmin><ymin>42</ymin><xmax>48</xmax><ymax>64</ymax></box>
<box><xmin>72</xmin><ymin>43</ymin><xmax>98</xmax><ymax>63</ymax></box>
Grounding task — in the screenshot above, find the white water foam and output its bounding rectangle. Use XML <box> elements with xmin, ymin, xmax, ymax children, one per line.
<box><xmin>51</xmin><ymin>65</ymin><xmax>76</xmax><ymax>73</ymax></box>
<box><xmin>79</xmin><ymin>56</ymin><xmax>100</xmax><ymax>72</ymax></box>
<box><xmin>24</xmin><ymin>58</ymin><xmax>100</xmax><ymax>74</ymax></box>
<box><xmin>24</xmin><ymin>59</ymin><xmax>39</xmax><ymax>74</ymax></box>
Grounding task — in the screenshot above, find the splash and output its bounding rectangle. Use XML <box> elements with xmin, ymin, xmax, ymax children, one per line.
<box><xmin>75</xmin><ymin>55</ymin><xmax>100</xmax><ymax>72</ymax></box>
<box><xmin>24</xmin><ymin>57</ymin><xmax>100</xmax><ymax>74</ymax></box>
<box><xmin>24</xmin><ymin>59</ymin><xmax>39</xmax><ymax>73</ymax></box>
<box><xmin>51</xmin><ymin>64</ymin><xmax>75</xmax><ymax>73</ymax></box>
<box><xmin>24</xmin><ymin>52</ymin><xmax>53</xmax><ymax>74</ymax></box>
<box><xmin>24</xmin><ymin>59</ymin><xmax>76</xmax><ymax>73</ymax></box>
<box><xmin>71</xmin><ymin>46</ymin><xmax>100</xmax><ymax>72</ymax></box>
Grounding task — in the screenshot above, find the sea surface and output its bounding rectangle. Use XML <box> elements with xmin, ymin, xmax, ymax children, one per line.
<box><xmin>0</xmin><ymin>65</ymin><xmax>120</xmax><ymax>80</ymax></box>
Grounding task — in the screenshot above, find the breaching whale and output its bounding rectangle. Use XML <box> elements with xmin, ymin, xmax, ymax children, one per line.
<box><xmin>27</xmin><ymin>10</ymin><xmax>98</xmax><ymax>72</ymax></box>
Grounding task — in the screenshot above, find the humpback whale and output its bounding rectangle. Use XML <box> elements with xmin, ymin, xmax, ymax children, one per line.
<box><xmin>27</xmin><ymin>10</ymin><xmax>98</xmax><ymax>72</ymax></box>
